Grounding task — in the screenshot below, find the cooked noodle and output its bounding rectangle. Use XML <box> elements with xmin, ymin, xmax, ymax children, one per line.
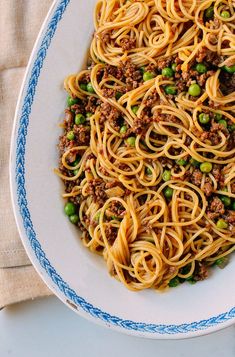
<box><xmin>56</xmin><ymin>0</ymin><xmax>235</xmax><ymax>290</ymax></box>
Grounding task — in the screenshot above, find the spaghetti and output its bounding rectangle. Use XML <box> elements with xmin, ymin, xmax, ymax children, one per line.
<box><xmin>56</xmin><ymin>0</ymin><xmax>235</xmax><ymax>291</ymax></box>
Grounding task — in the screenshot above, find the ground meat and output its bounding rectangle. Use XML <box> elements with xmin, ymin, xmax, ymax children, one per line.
<box><xmin>200</xmin><ymin>121</ymin><xmax>228</xmax><ymax>146</ymax></box>
<box><xmin>156</xmin><ymin>56</ymin><xmax>173</xmax><ymax>70</ymax></box>
<box><xmin>103</xmin><ymin>64</ymin><xmax>127</xmax><ymax>83</ymax></box>
<box><xmin>86</xmin><ymin>153</ymin><xmax>95</xmax><ymax>161</ymax></box>
<box><xmin>132</xmin><ymin>115</ymin><xmax>152</xmax><ymax>135</ymax></box>
<box><xmin>197</xmin><ymin>70</ymin><xmax>215</xmax><ymax>86</ymax></box>
<box><xmin>191</xmin><ymin>169</ymin><xmax>203</xmax><ymax>186</ymax></box>
<box><xmin>105</xmin><ymin>225</ymin><xmax>118</xmax><ymax>244</ymax></box>
<box><xmin>158</xmin><ymin>157</ymin><xmax>173</xmax><ymax>168</ymax></box>
<box><xmin>120</xmin><ymin>59</ymin><xmax>141</xmax><ymax>80</ymax></box>
<box><xmin>226</xmin><ymin>211</ymin><xmax>235</xmax><ymax>224</ymax></box>
<box><xmin>120</xmin><ymin>37</ymin><xmax>136</xmax><ymax>51</ymax></box>
<box><xmin>100</xmin><ymin>30</ymin><xmax>111</xmax><ymax>44</ymax></box>
<box><xmin>227</xmin><ymin>131</ymin><xmax>235</xmax><ymax>151</ymax></box>
<box><xmin>87</xmin><ymin>178</ymin><xmax>107</xmax><ymax>205</ymax></box>
<box><xmin>231</xmin><ymin>183</ymin><xmax>235</xmax><ymax>194</ymax></box>
<box><xmin>80</xmin><ymin>72</ymin><xmax>91</xmax><ymax>84</ymax></box>
<box><xmin>212</xmin><ymin>165</ymin><xmax>224</xmax><ymax>187</ymax></box>
<box><xmin>185</xmin><ymin>136</ymin><xmax>192</xmax><ymax>146</ymax></box>
<box><xmin>70</xmin><ymin>103</ymin><xmax>86</xmax><ymax>115</ymax></box>
<box><xmin>58</xmin><ymin>135</ymin><xmax>74</xmax><ymax>156</ymax></box>
<box><xmin>118</xmin><ymin>163</ymin><xmax>131</xmax><ymax>172</ymax></box>
<box><xmin>85</xmin><ymin>96</ymin><xmax>98</xmax><ymax>114</ymax></box>
<box><xmin>107</xmin><ymin>200</ymin><xmax>126</xmax><ymax>217</ymax></box>
<box><xmin>219</xmin><ymin>72</ymin><xmax>235</xmax><ymax>95</ymax></box>
<box><xmin>207</xmin><ymin>196</ymin><xmax>225</xmax><ymax>220</ymax></box>
<box><xmin>175</xmin><ymin>67</ymin><xmax>215</xmax><ymax>92</ymax></box>
<box><xmin>202</xmin><ymin>181</ymin><xmax>213</xmax><ymax>197</ymax></box>
<box><xmin>102</xmin><ymin>88</ymin><xmax>115</xmax><ymax>98</ymax></box>
<box><xmin>193</xmin><ymin>262</ymin><xmax>208</xmax><ymax>281</ymax></box>
<box><xmin>154</xmin><ymin>112</ymin><xmax>180</xmax><ymax>124</ymax></box>
<box><xmin>210</xmin><ymin>18</ymin><xmax>221</xmax><ymax>30</ymax></box>
<box><xmin>208</xmin><ymin>34</ymin><xmax>218</xmax><ymax>45</ymax></box>
<box><xmin>78</xmin><ymin>220</ymin><xmax>88</xmax><ymax>233</ymax></box>
<box><xmin>175</xmin><ymin>77</ymin><xmax>187</xmax><ymax>92</ymax></box>
<box><xmin>208</xmin><ymin>100</ymin><xmax>221</xmax><ymax>109</ymax></box>
<box><xmin>143</xmin><ymin>90</ymin><xmax>158</xmax><ymax>107</ymax></box>
<box><xmin>211</xmin><ymin>120</ymin><xmax>228</xmax><ymax>134</ymax></box>
<box><xmin>196</xmin><ymin>47</ymin><xmax>223</xmax><ymax>66</ymax></box>
<box><xmin>126</xmin><ymin>77</ymin><xmax>139</xmax><ymax>90</ymax></box>
<box><xmin>99</xmin><ymin>166</ymin><xmax>109</xmax><ymax>176</ymax></box>
<box><xmin>104</xmin><ymin>180</ymin><xmax>119</xmax><ymax>189</ymax></box>
<box><xmin>63</xmin><ymin>109</ymin><xmax>75</xmax><ymax>130</ymax></box>
<box><xmin>103</xmin><ymin>59</ymin><xmax>142</xmax><ymax>91</ymax></box>
<box><xmin>73</xmin><ymin>125</ymin><xmax>90</xmax><ymax>145</ymax></box>
<box><xmin>99</xmin><ymin>102</ymin><xmax>120</xmax><ymax>129</ymax></box>
<box><xmin>145</xmin><ymin>62</ymin><xmax>157</xmax><ymax>73</ymax></box>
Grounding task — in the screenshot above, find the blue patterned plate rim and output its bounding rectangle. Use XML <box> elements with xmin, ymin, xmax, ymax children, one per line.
<box><xmin>10</xmin><ymin>0</ymin><xmax>235</xmax><ymax>338</ymax></box>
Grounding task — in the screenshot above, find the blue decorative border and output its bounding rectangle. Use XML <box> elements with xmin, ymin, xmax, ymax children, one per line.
<box><xmin>15</xmin><ymin>0</ymin><xmax>235</xmax><ymax>336</ymax></box>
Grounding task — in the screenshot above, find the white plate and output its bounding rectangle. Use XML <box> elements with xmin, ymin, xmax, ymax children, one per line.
<box><xmin>10</xmin><ymin>0</ymin><xmax>235</xmax><ymax>339</ymax></box>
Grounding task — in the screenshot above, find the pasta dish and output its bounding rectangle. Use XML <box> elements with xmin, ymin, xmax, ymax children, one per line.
<box><xmin>56</xmin><ymin>0</ymin><xmax>235</xmax><ymax>290</ymax></box>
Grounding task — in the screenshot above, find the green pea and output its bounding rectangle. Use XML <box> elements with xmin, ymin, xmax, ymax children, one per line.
<box><xmin>200</xmin><ymin>162</ymin><xmax>212</xmax><ymax>173</ymax></box>
<box><xmin>162</xmin><ymin>170</ymin><xmax>171</xmax><ymax>182</ymax></box>
<box><xmin>140</xmin><ymin>66</ymin><xmax>146</xmax><ymax>73</ymax></box>
<box><xmin>164</xmin><ymin>85</ymin><xmax>177</xmax><ymax>95</ymax></box>
<box><xmin>188</xmin><ymin>83</ymin><xmax>201</xmax><ymax>97</ymax></box>
<box><xmin>216</xmin><ymin>219</ymin><xmax>228</xmax><ymax>229</ymax></box>
<box><xmin>187</xmin><ymin>278</ymin><xmax>197</xmax><ymax>285</ymax></box>
<box><xmin>126</xmin><ymin>136</ymin><xmax>136</xmax><ymax>147</ymax></box>
<box><xmin>176</xmin><ymin>159</ymin><xmax>187</xmax><ymax>166</ymax></box>
<box><xmin>180</xmin><ymin>264</ymin><xmax>191</xmax><ymax>275</ymax></box>
<box><xmin>199</xmin><ymin>113</ymin><xmax>210</xmax><ymax>124</ymax></box>
<box><xmin>73</xmin><ymin>169</ymin><xmax>79</xmax><ymax>176</ymax></box>
<box><xmin>218</xmin><ymin>119</ymin><xmax>227</xmax><ymax>128</ymax></box>
<box><xmin>69</xmin><ymin>214</ymin><xmax>79</xmax><ymax>224</ymax></box>
<box><xmin>169</xmin><ymin>276</ymin><xmax>180</xmax><ymax>287</ymax></box>
<box><xmin>220</xmin><ymin>196</ymin><xmax>231</xmax><ymax>207</ymax></box>
<box><xmin>215</xmin><ymin>113</ymin><xmax>223</xmax><ymax>121</ymax></box>
<box><xmin>190</xmin><ymin>158</ymin><xmax>201</xmax><ymax>167</ymax></box>
<box><xmin>228</xmin><ymin>124</ymin><xmax>235</xmax><ymax>132</ymax></box>
<box><xmin>195</xmin><ymin>63</ymin><xmax>207</xmax><ymax>74</ymax></box>
<box><xmin>146</xmin><ymin>167</ymin><xmax>152</xmax><ymax>176</ymax></box>
<box><xmin>111</xmin><ymin>216</ymin><xmax>119</xmax><ymax>220</ymax></box>
<box><xmin>87</xmin><ymin>82</ymin><xmax>95</xmax><ymax>93</ymax></box>
<box><xmin>80</xmin><ymin>83</ymin><xmax>87</xmax><ymax>91</ymax></box>
<box><xmin>120</xmin><ymin>125</ymin><xmax>127</xmax><ymax>134</ymax></box>
<box><xmin>214</xmin><ymin>257</ymin><xmax>228</xmax><ymax>268</ymax></box>
<box><xmin>143</xmin><ymin>71</ymin><xmax>155</xmax><ymax>81</ymax></box>
<box><xmin>221</xmin><ymin>10</ymin><xmax>230</xmax><ymax>18</ymax></box>
<box><xmin>86</xmin><ymin>112</ymin><xmax>93</xmax><ymax>118</ymax></box>
<box><xmin>164</xmin><ymin>187</ymin><xmax>173</xmax><ymax>199</ymax></box>
<box><xmin>223</xmin><ymin>65</ymin><xmax>235</xmax><ymax>74</ymax></box>
<box><xmin>94</xmin><ymin>212</ymin><xmax>101</xmax><ymax>222</ymax></box>
<box><xmin>67</xmin><ymin>131</ymin><xmax>75</xmax><ymax>140</ymax></box>
<box><xmin>205</xmin><ymin>6</ymin><xmax>214</xmax><ymax>19</ymax></box>
<box><xmin>221</xmin><ymin>187</ymin><xmax>228</xmax><ymax>192</ymax></box>
<box><xmin>75</xmin><ymin>113</ymin><xmax>86</xmax><ymax>125</ymax></box>
<box><xmin>131</xmin><ymin>106</ymin><xmax>139</xmax><ymax>115</ymax></box>
<box><xmin>162</xmin><ymin>67</ymin><xmax>174</xmax><ymax>77</ymax></box>
<box><xmin>64</xmin><ymin>202</ymin><xmax>76</xmax><ymax>216</ymax></box>
<box><xmin>115</xmin><ymin>92</ymin><xmax>122</xmax><ymax>100</ymax></box>
<box><xmin>232</xmin><ymin>201</ymin><xmax>235</xmax><ymax>211</ymax></box>
<box><xmin>72</xmin><ymin>157</ymin><xmax>80</xmax><ymax>166</ymax></box>
<box><xmin>67</xmin><ymin>96</ymin><xmax>79</xmax><ymax>107</ymax></box>
<box><xmin>140</xmin><ymin>139</ymin><xmax>147</xmax><ymax>148</ymax></box>
<box><xmin>171</xmin><ymin>63</ymin><xmax>177</xmax><ymax>72</ymax></box>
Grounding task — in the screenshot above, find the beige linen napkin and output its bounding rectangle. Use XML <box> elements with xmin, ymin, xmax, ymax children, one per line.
<box><xmin>0</xmin><ymin>0</ymin><xmax>54</xmax><ymax>308</ymax></box>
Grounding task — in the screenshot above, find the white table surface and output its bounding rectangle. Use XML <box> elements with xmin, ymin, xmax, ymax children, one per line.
<box><xmin>0</xmin><ymin>296</ymin><xmax>234</xmax><ymax>357</ymax></box>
